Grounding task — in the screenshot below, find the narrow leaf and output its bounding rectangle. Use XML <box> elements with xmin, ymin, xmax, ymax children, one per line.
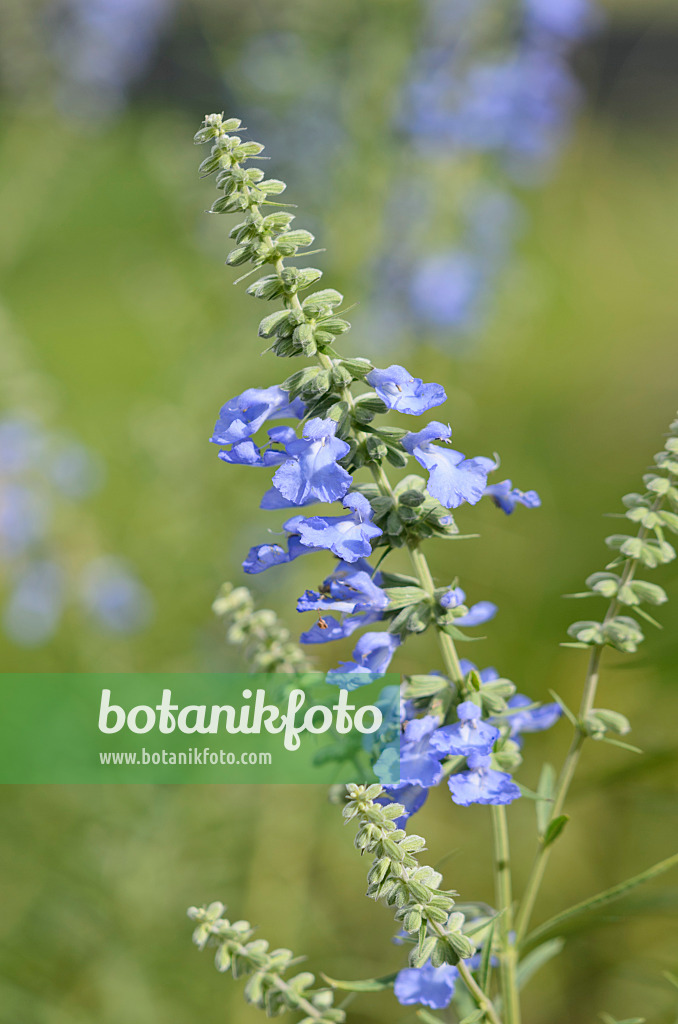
<box><xmin>416</xmin><ymin>1010</ymin><xmax>444</xmax><ymax>1024</ymax></box>
<box><xmin>524</xmin><ymin>852</ymin><xmax>678</xmax><ymax>951</ymax></box>
<box><xmin>516</xmin><ymin>938</ymin><xmax>564</xmax><ymax>990</ymax></box>
<box><xmin>477</xmin><ymin>919</ymin><xmax>495</xmax><ymax>993</ymax></box>
<box><xmin>548</xmin><ymin>690</ymin><xmax>579</xmax><ymax>727</ymax></box>
<box><xmin>542</xmin><ymin>815</ymin><xmax>569</xmax><ymax>849</ymax></box>
<box><xmin>536</xmin><ymin>764</ymin><xmax>556</xmax><ymax>837</ymax></box>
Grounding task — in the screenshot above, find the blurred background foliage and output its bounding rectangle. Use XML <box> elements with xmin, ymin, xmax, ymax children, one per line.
<box><xmin>0</xmin><ymin>1</ymin><xmax>677</xmax><ymax>1022</ymax></box>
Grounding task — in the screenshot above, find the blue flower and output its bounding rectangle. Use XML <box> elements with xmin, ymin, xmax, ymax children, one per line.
<box><xmin>299</xmin><ymin>613</ymin><xmax>367</xmax><ymax>645</ymax></box>
<box><xmin>432</xmin><ymin>701</ymin><xmax>499</xmax><ymax>757</ymax></box>
<box><xmin>448</xmin><ymin>752</ymin><xmax>521</xmax><ymax>806</ymax></box>
<box><xmin>524</xmin><ymin>0</ymin><xmax>596</xmax><ymax>41</ymax></box>
<box><xmin>259</xmin><ymin>486</ymin><xmax>316</xmax><ymax>510</ymax></box>
<box><xmin>485</xmin><ymin>479</ymin><xmax>541</xmax><ymax>514</ymax></box>
<box><xmin>217</xmin><ymin>428</ymin><xmax>294</xmax><ymax>467</ymax></box>
<box><xmin>326</xmin><ymin>631</ymin><xmax>401</xmax><ymax>689</ymax></box>
<box><xmin>211</xmin><ymin>386</ymin><xmax>303</xmax><ymax>446</ymax></box>
<box><xmin>378</xmin><ymin>782</ymin><xmax>429</xmax><ymax>829</ymax></box>
<box><xmin>504</xmin><ymin>695</ymin><xmax>562</xmax><ymax>736</ymax></box>
<box><xmin>242</xmin><ymin>543</ymin><xmax>291</xmax><ymax>574</ymax></box>
<box><xmin>365</xmin><ymin>364</ymin><xmax>446</xmax><ymax>415</ymax></box>
<box><xmin>440</xmin><ymin>586</ymin><xmax>465</xmax><ymax>609</ymax></box>
<box><xmin>297</xmin><ymin>563</ymin><xmax>388</xmax><ymax>615</ymax></box>
<box><xmin>272</xmin><ymin>417</ymin><xmax>351</xmax><ymax>505</ymax></box>
<box><xmin>459</xmin><ymin>659</ymin><xmax>500</xmax><ymax>684</ymax></box>
<box><xmin>394</xmin><ymin>962</ymin><xmax>458</xmax><ymax>1009</ymax></box>
<box><xmin>455</xmin><ymin>600</ymin><xmax>498</xmax><ymax>627</ymax></box>
<box><xmin>392</xmin><ymin>715</ymin><xmax>450</xmax><ymax>788</ymax></box>
<box><xmin>402</xmin><ymin>422</ymin><xmax>495</xmax><ymax>509</ymax></box>
<box><xmin>293</xmin><ymin>493</ymin><xmax>382</xmax><ymax>562</ymax></box>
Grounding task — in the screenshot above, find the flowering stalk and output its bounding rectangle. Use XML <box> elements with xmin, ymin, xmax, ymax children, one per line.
<box><xmin>192</xmin><ymin>109</ymin><xmax>548</xmax><ymax>1020</ymax></box>
<box><xmin>187</xmin><ymin>903</ymin><xmax>345</xmax><ymax>1023</ymax></box>
<box><xmin>188</xmin><ymin>113</ymin><xmax>674</xmax><ymax>1024</ymax></box>
<box><xmin>515</xmin><ymin>417</ymin><xmax>678</xmax><ymax>943</ymax></box>
<box><xmin>213</xmin><ymin>582</ymin><xmax>312</xmax><ymax>673</ymax></box>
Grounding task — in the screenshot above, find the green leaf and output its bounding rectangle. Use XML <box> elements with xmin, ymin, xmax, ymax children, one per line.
<box><xmin>542</xmin><ymin>814</ymin><xmax>569</xmax><ymax>849</ymax></box>
<box><xmin>523</xmin><ymin>851</ymin><xmax>678</xmax><ymax>951</ymax></box>
<box><xmin>548</xmin><ymin>691</ymin><xmax>579</xmax><ymax>727</ymax></box>
<box><xmin>536</xmin><ymin>763</ymin><xmax>556</xmax><ymax>837</ymax></box>
<box><xmin>416</xmin><ymin>1010</ymin><xmax>444</xmax><ymax>1024</ymax></box>
<box><xmin>458</xmin><ymin>1012</ymin><xmax>484</xmax><ymax>1024</ymax></box>
<box><xmin>383</xmin><ymin>586</ymin><xmax>428</xmax><ymax>610</ymax></box>
<box><xmin>516</xmin><ymin>938</ymin><xmax>565</xmax><ymax>990</ymax></box>
<box><xmin>321</xmin><ymin>972</ymin><xmax>397</xmax><ymax>993</ymax></box>
<box><xmin>477</xmin><ymin>918</ymin><xmax>495</xmax><ymax>993</ymax></box>
<box><xmin>599</xmin><ymin>1015</ymin><xmax>645</xmax><ymax>1024</ymax></box>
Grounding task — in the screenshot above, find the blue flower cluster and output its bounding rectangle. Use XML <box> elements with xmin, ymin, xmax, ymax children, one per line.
<box><xmin>369</xmin><ymin>0</ymin><xmax>598</xmax><ymax>343</ymax></box>
<box><xmin>0</xmin><ymin>416</ymin><xmax>152</xmax><ymax>646</ymax></box>
<box><xmin>373</xmin><ymin>666</ymin><xmax>560</xmax><ymax>822</ymax></box>
<box><xmin>210</xmin><ymin>365</ymin><xmax>538</xmax><ymax>687</ymax></box>
<box><xmin>50</xmin><ymin>0</ymin><xmax>174</xmax><ymax>119</ymax></box>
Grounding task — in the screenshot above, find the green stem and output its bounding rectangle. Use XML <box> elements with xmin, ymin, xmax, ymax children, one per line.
<box><xmin>458</xmin><ymin>960</ymin><xmax>504</xmax><ymax>1024</ymax></box>
<box><xmin>491</xmin><ymin>806</ymin><xmax>521</xmax><ymax>1024</ymax></box>
<box><xmin>514</xmin><ymin>494</ymin><xmax>665</xmax><ymax>944</ymax></box>
<box><xmin>255</xmin><ymin>167</ymin><xmax>504</xmax><ymax>1022</ymax></box>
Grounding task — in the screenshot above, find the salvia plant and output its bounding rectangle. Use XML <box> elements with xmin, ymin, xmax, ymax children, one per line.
<box><xmin>187</xmin><ymin>113</ymin><xmax>677</xmax><ymax>1024</ymax></box>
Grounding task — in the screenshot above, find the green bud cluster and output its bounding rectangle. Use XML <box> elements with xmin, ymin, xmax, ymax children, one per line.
<box><xmin>213</xmin><ymin>582</ymin><xmax>312</xmax><ymax>673</ymax></box>
<box><xmin>193</xmin><ymin>113</ymin><xmax>460</xmax><ymax>551</ymax></box>
<box><xmin>187</xmin><ymin>902</ymin><xmax>344</xmax><ymax>1023</ymax></box>
<box><xmin>567</xmin><ymin>414</ymin><xmax>678</xmax><ymax>653</ymax></box>
<box><xmin>342</xmin><ymin>784</ymin><xmax>476</xmax><ymax>967</ymax></box>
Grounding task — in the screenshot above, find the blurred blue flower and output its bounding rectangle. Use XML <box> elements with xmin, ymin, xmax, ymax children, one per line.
<box><xmin>79</xmin><ymin>557</ymin><xmax>153</xmax><ymax>633</ymax></box>
<box><xmin>0</xmin><ymin>484</ymin><xmax>48</xmax><ymax>557</ymax></box>
<box><xmin>409</xmin><ymin>251</ymin><xmax>485</xmax><ymax>332</ymax></box>
<box><xmin>0</xmin><ymin>419</ymin><xmax>43</xmax><ymax>475</ymax></box>
<box><xmin>53</xmin><ymin>0</ymin><xmax>176</xmax><ymax>117</ymax></box>
<box><xmin>49</xmin><ymin>441</ymin><xmax>104</xmax><ymax>499</ymax></box>
<box><xmin>3</xmin><ymin>561</ymin><xmax>64</xmax><ymax>647</ymax></box>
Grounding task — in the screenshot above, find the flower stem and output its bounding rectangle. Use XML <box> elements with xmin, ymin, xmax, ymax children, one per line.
<box><xmin>491</xmin><ymin>805</ymin><xmax>521</xmax><ymax>1024</ymax></box>
<box><xmin>458</xmin><ymin>960</ymin><xmax>504</xmax><ymax>1024</ymax></box>
<box><xmin>514</xmin><ymin>493</ymin><xmax>666</xmax><ymax>944</ymax></box>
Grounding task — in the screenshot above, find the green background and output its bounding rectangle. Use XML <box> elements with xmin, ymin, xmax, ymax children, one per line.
<box><xmin>0</xmin><ymin>1</ymin><xmax>677</xmax><ymax>1022</ymax></box>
